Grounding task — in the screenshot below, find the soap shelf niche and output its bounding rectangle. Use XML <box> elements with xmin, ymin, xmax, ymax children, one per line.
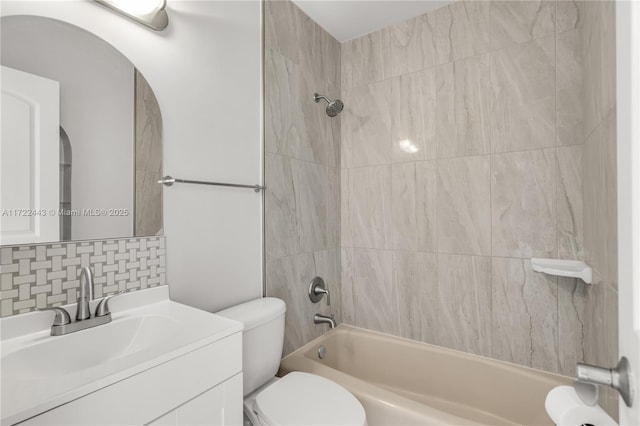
<box><xmin>531</xmin><ymin>258</ymin><xmax>593</xmax><ymax>284</ymax></box>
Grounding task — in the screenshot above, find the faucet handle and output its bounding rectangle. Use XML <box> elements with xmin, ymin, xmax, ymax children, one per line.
<box><xmin>36</xmin><ymin>307</ymin><xmax>72</xmax><ymax>326</ymax></box>
<box><xmin>95</xmin><ymin>292</ymin><xmax>123</xmax><ymax>317</ymax></box>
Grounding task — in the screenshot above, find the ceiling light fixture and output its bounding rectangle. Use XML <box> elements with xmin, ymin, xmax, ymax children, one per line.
<box><xmin>94</xmin><ymin>0</ymin><xmax>169</xmax><ymax>31</ymax></box>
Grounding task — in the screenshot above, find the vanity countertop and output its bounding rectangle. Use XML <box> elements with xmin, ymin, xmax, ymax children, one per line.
<box><xmin>0</xmin><ymin>286</ymin><xmax>243</xmax><ymax>425</ymax></box>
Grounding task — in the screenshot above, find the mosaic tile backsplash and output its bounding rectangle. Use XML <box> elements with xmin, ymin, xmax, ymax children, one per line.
<box><xmin>0</xmin><ymin>236</ymin><xmax>166</xmax><ymax>317</ymax></box>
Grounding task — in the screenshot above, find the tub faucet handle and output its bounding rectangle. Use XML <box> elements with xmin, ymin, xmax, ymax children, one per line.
<box><xmin>309</xmin><ymin>276</ymin><xmax>330</xmax><ymax>306</ymax></box>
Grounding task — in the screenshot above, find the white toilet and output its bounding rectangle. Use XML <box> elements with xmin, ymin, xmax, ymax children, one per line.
<box><xmin>217</xmin><ymin>297</ymin><xmax>367</xmax><ymax>426</ymax></box>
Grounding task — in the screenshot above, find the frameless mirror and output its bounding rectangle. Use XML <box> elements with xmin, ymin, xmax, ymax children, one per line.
<box><xmin>0</xmin><ymin>16</ymin><xmax>163</xmax><ymax>245</ymax></box>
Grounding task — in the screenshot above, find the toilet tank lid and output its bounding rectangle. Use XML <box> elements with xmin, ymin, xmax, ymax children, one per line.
<box><xmin>216</xmin><ymin>297</ymin><xmax>285</xmax><ymax>331</ymax></box>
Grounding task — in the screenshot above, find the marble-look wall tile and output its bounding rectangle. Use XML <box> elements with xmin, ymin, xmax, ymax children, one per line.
<box><xmin>434</xmin><ymin>1</ymin><xmax>491</xmax><ymax>65</ymax></box>
<box><xmin>264</xmin><ymin>0</ymin><xmax>310</xmax><ymax>66</ymax></box>
<box><xmin>391</xmin><ymin>162</ymin><xmax>437</xmax><ymax>252</ymax></box>
<box><xmin>293</xmin><ymin>160</ymin><xmax>328</xmax><ymax>253</ymax></box>
<box><xmin>393</xmin><ymin>251</ymin><xmax>438</xmax><ymax>342</ymax></box>
<box><xmin>267</xmin><ymin>251</ymin><xmax>338</xmax><ymax>356</ymax></box>
<box><xmin>557</xmin><ymin>145</ymin><xmax>583</xmax><ymax>260</ymax></box>
<box><xmin>341</xmin><ymin>30</ymin><xmax>390</xmax><ymax>91</ymax></box>
<box><xmin>557</xmin><ymin>277</ymin><xmax>587</xmax><ymax>376</ymax></box>
<box><xmin>583</xmin><ymin>283</ymin><xmax>618</xmax><ymax>368</ymax></box>
<box><xmin>491</xmin><ymin>149</ymin><xmax>557</xmax><ymax>258</ymax></box>
<box><xmin>265</xmin><ymin>0</ymin><xmax>342</xmax><ymax>356</ymax></box>
<box><xmin>386</xmin><ymin>13</ymin><xmax>437</xmax><ymax>78</ymax></box>
<box><xmin>557</xmin><ymin>30</ymin><xmax>584</xmax><ymax>146</ymax></box>
<box><xmin>264</xmin><ymin>49</ymin><xmax>310</xmax><ymax>160</ymax></box>
<box><xmin>265</xmin><ymin>154</ymin><xmax>299</xmax><ymax>259</ymax></box>
<box><xmin>489</xmin><ymin>1</ymin><xmax>556</xmax><ymax>50</ymax></box>
<box><xmin>345</xmin><ymin>165</ymin><xmax>392</xmax><ymax>249</ymax></box>
<box><xmin>583</xmin><ymin>112</ymin><xmax>617</xmax><ymax>287</ymax></box>
<box><xmin>340</xmin><ymin>248</ymin><xmax>355</xmax><ymax>325</ymax></box>
<box><xmin>492</xmin><ymin>257</ymin><xmax>559</xmax><ymax>373</ymax></box>
<box><xmin>314</xmin><ymin>248</ymin><xmax>343</xmax><ymax>323</ymax></box>
<box><xmin>343</xmin><ymin>248</ymin><xmax>399</xmax><ymax>335</ymax></box>
<box><xmin>391</xmin><ymin>69</ymin><xmax>436</xmax><ymax>162</ymax></box>
<box><xmin>556</xmin><ymin>0</ymin><xmax>582</xmax><ymax>33</ymax></box>
<box><xmin>581</xmin><ymin>0</ymin><xmax>616</xmax><ymax>138</ymax></box>
<box><xmin>437</xmin><ymin>156</ymin><xmax>491</xmax><ymax>256</ymax></box>
<box><xmin>341</xmin><ymin>80</ymin><xmax>391</xmax><ymax>168</ymax></box>
<box><xmin>490</xmin><ymin>35</ymin><xmax>556</xmax><ymax>153</ymax></box>
<box><xmin>327</xmin><ymin>166</ymin><xmax>341</xmax><ymax>248</ymax></box>
<box><xmin>436</xmin><ymin>54</ymin><xmax>492</xmax><ymax>158</ymax></box>
<box><xmin>437</xmin><ymin>254</ymin><xmax>492</xmax><ymax>357</ymax></box>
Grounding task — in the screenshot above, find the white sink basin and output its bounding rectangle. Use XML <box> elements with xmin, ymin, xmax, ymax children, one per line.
<box><xmin>0</xmin><ymin>287</ymin><xmax>243</xmax><ymax>425</ymax></box>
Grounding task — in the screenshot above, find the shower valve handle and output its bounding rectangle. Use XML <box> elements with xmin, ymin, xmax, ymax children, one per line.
<box><xmin>309</xmin><ymin>276</ymin><xmax>330</xmax><ymax>306</ymax></box>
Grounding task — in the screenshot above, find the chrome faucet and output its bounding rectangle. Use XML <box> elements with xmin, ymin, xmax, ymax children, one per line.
<box><xmin>314</xmin><ymin>313</ymin><xmax>336</xmax><ymax>329</ymax></box>
<box><xmin>38</xmin><ymin>267</ymin><xmax>121</xmax><ymax>336</ymax></box>
<box><xmin>76</xmin><ymin>266</ymin><xmax>94</xmax><ymax>320</ymax></box>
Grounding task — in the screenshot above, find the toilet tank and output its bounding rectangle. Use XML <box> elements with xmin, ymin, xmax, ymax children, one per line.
<box><xmin>217</xmin><ymin>297</ymin><xmax>286</xmax><ymax>396</ymax></box>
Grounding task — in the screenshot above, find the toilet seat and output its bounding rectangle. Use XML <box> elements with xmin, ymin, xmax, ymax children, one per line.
<box><xmin>254</xmin><ymin>372</ymin><xmax>367</xmax><ymax>426</ymax></box>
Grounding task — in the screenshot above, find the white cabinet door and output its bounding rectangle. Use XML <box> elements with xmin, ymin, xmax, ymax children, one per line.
<box><xmin>616</xmin><ymin>2</ymin><xmax>640</xmax><ymax>423</ymax></box>
<box><xmin>146</xmin><ymin>374</ymin><xmax>243</xmax><ymax>426</ymax></box>
<box><xmin>1</xmin><ymin>66</ymin><xmax>59</xmax><ymax>244</ymax></box>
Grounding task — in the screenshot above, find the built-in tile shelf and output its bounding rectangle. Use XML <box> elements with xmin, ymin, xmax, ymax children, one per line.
<box><xmin>531</xmin><ymin>258</ymin><xmax>593</xmax><ymax>284</ymax></box>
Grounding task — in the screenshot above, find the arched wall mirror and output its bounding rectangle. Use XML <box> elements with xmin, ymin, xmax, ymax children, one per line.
<box><xmin>0</xmin><ymin>16</ymin><xmax>163</xmax><ymax>245</ymax></box>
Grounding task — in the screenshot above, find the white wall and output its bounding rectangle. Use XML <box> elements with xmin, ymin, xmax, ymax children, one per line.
<box><xmin>1</xmin><ymin>16</ymin><xmax>135</xmax><ymax>240</ymax></box>
<box><xmin>0</xmin><ymin>0</ymin><xmax>263</xmax><ymax>312</ymax></box>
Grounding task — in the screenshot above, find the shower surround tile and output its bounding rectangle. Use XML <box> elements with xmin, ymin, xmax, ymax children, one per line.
<box><xmin>436</xmin><ymin>155</ymin><xmax>491</xmax><ymax>256</ymax></box>
<box><xmin>391</xmin><ymin>162</ymin><xmax>437</xmax><ymax>252</ymax></box>
<box><xmin>390</xmin><ymin>69</ymin><xmax>437</xmax><ymax>162</ymax></box>
<box><xmin>556</xmin><ymin>0</ymin><xmax>582</xmax><ymax>33</ymax></box>
<box><xmin>490</xmin><ymin>35</ymin><xmax>556</xmax><ymax>153</ymax></box>
<box><xmin>264</xmin><ymin>0</ymin><xmax>342</xmax><ymax>357</ymax></box>
<box><xmin>341</xmin><ymin>31</ymin><xmax>390</xmax><ymax>91</ymax></box>
<box><xmin>581</xmin><ymin>0</ymin><xmax>616</xmax><ymax>138</ymax></box>
<box><xmin>489</xmin><ymin>1</ymin><xmax>556</xmax><ymax>50</ymax></box>
<box><xmin>0</xmin><ymin>237</ymin><xmax>166</xmax><ymax>317</ymax></box>
<box><xmin>343</xmin><ymin>247</ymin><xmax>399</xmax><ymax>336</ymax></box>
<box><xmin>557</xmin><ymin>145</ymin><xmax>584</xmax><ymax>260</ymax></box>
<box><xmin>393</xmin><ymin>251</ymin><xmax>438</xmax><ymax>342</ymax></box>
<box><xmin>341</xmin><ymin>80</ymin><xmax>392</xmax><ymax>168</ymax></box>
<box><xmin>491</xmin><ymin>149</ymin><xmax>557</xmax><ymax>259</ymax></box>
<box><xmin>386</xmin><ymin>13</ymin><xmax>437</xmax><ymax>78</ymax></box>
<box><xmin>437</xmin><ymin>254</ymin><xmax>492</xmax><ymax>357</ymax></box>
<box><xmin>556</xmin><ymin>29</ymin><xmax>584</xmax><ymax>147</ymax></box>
<box><xmin>492</xmin><ymin>257</ymin><xmax>559</xmax><ymax>373</ymax></box>
<box><xmin>344</xmin><ymin>165</ymin><xmax>392</xmax><ymax>250</ymax></box>
<box><xmin>436</xmin><ymin>55</ymin><xmax>492</xmax><ymax>158</ymax></box>
<box><xmin>434</xmin><ymin>1</ymin><xmax>491</xmax><ymax>65</ymax></box>
<box><xmin>557</xmin><ymin>277</ymin><xmax>587</xmax><ymax>376</ymax></box>
<box><xmin>266</xmin><ymin>250</ymin><xmax>337</xmax><ymax>356</ymax></box>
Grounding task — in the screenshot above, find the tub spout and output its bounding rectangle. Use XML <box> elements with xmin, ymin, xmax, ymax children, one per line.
<box><xmin>314</xmin><ymin>313</ymin><xmax>336</xmax><ymax>329</ymax></box>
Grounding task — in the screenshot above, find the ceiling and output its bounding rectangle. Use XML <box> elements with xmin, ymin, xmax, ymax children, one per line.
<box><xmin>291</xmin><ymin>0</ymin><xmax>455</xmax><ymax>43</ymax></box>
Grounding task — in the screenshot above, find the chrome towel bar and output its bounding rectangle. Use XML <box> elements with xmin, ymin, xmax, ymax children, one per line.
<box><xmin>158</xmin><ymin>176</ymin><xmax>265</xmax><ymax>192</ymax></box>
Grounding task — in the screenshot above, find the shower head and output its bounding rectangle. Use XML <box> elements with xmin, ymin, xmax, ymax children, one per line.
<box><xmin>314</xmin><ymin>93</ymin><xmax>344</xmax><ymax>117</ymax></box>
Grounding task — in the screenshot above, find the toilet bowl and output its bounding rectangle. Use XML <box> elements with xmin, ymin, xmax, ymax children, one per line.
<box><xmin>217</xmin><ymin>298</ymin><xmax>367</xmax><ymax>426</ymax></box>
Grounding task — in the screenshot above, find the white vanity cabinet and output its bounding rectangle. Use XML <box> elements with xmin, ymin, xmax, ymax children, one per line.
<box><xmin>18</xmin><ymin>333</ymin><xmax>242</xmax><ymax>426</ymax></box>
<box><xmin>2</xmin><ymin>288</ymin><xmax>244</xmax><ymax>426</ymax></box>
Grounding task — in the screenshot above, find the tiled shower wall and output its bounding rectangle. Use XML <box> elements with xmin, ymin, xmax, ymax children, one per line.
<box><xmin>264</xmin><ymin>0</ymin><xmax>342</xmax><ymax>355</ymax></box>
<box><xmin>339</xmin><ymin>0</ymin><xmax>617</xmax><ymax>416</ymax></box>
<box><xmin>577</xmin><ymin>0</ymin><xmax>618</xmax><ymax>415</ymax></box>
<box><xmin>0</xmin><ymin>236</ymin><xmax>166</xmax><ymax>317</ymax></box>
